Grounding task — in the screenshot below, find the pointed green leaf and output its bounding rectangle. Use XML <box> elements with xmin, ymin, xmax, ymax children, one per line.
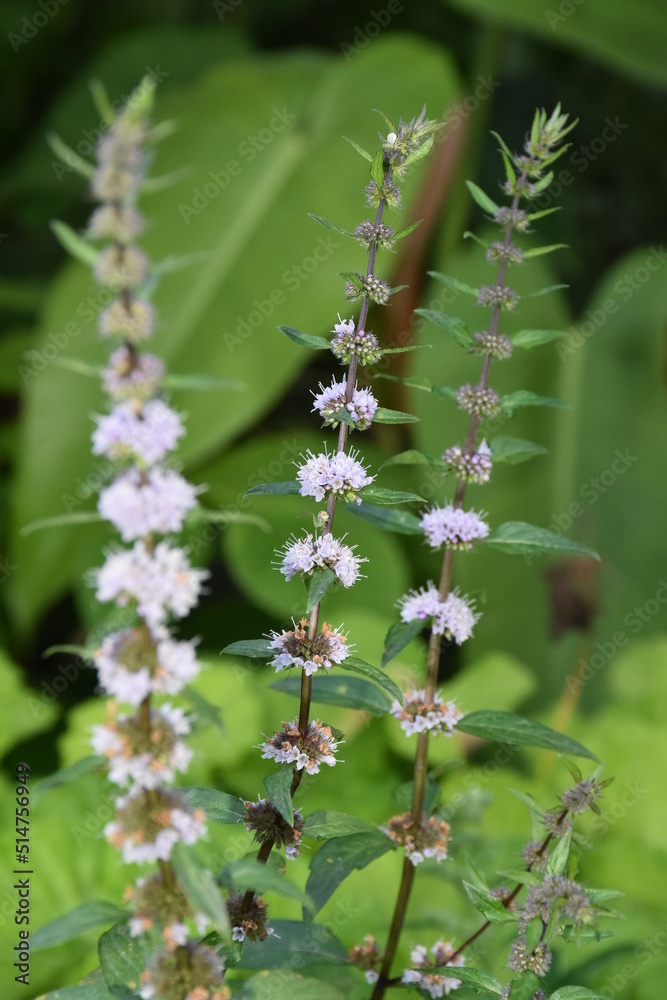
<box><xmin>181</xmin><ymin>787</ymin><xmax>246</xmax><ymax>824</ymax></box>
<box><xmin>550</xmin><ymin>989</ymin><xmax>612</xmax><ymax>1000</ymax></box>
<box><xmin>50</xmin><ymin>356</ymin><xmax>101</xmax><ymax>377</ymax></box>
<box><xmin>531</xmin><ymin>169</ymin><xmax>555</xmax><ymax>194</ymax></box>
<box><xmin>374</xmin><ymin>372</ymin><xmax>433</xmax><ymax>390</ymax></box>
<box><xmin>221</xmin><ymin>638</ymin><xmax>273</xmax><ymax>658</ymax></box>
<box><xmin>302</xmin><ymin>811</ymin><xmax>377</xmax><ymax>840</ymax></box>
<box><xmin>522</xmin><ymin>282</ymin><xmax>569</xmax><ymax>298</ymax></box>
<box><xmin>373</xmin><ymin>406</ymin><xmax>420</xmax><ymax>424</ymax></box>
<box><xmin>272</xmin><ymin>673</ymin><xmax>391</xmax><ymax>716</ymax></box>
<box><xmin>239</xmin><ymin>920</ymin><xmax>348</xmax><ymax>970</ymax></box>
<box><xmin>306</xmin><ymin>832</ymin><xmax>393</xmax><ymax>914</ymax></box>
<box><xmin>489</xmin><ymin>436</ymin><xmax>548</xmax><ymax>465</ymax></box>
<box><xmin>466</xmin><ymin>180</ymin><xmax>500</xmax><ymax>215</ymax></box>
<box><xmin>20</xmin><ymin>511</ymin><xmax>104</xmax><ymax>537</ymax></box>
<box><xmin>50</xmin><ymin>220</ymin><xmax>100</xmax><ymax>267</ymax></box>
<box><xmin>236</xmin><ymin>971</ymin><xmax>347</xmax><ymax>1000</ymax></box>
<box><xmin>162</xmin><ymin>373</ymin><xmax>243</xmax><ymax>390</ymax></box>
<box><xmin>522</xmin><ymin>243</ymin><xmax>568</xmax><ymax>259</ymax></box>
<box><xmin>510</xmin><ymin>328</ymin><xmax>567</xmax><ymax>348</ymax></box>
<box><xmin>46</xmin><ymin>133</ymin><xmax>95</xmax><ymax>180</ymax></box>
<box><xmin>428</xmin><ymin>271</ymin><xmax>479</xmax><ymax>297</ymax></box>
<box><xmin>306</xmin><ymin>567</ymin><xmax>337</xmax><ymax>612</ymax></box>
<box><xmin>393</xmin><ymin>779</ymin><xmax>440</xmax><ymax>815</ymax></box>
<box><xmin>495</xmin><ymin>868</ymin><xmax>544</xmax><ymax>888</ymax></box>
<box><xmin>278</xmin><ymin>325</ymin><xmax>331</xmax><ymax>351</ymax></box>
<box><xmin>307</xmin><ymin>214</ymin><xmax>354</xmax><ymax>237</ymax></box>
<box><xmin>264</xmin><ymin>767</ymin><xmax>294</xmax><ymax>826</ymax></box>
<box><xmin>98</xmin><ymin>922</ymin><xmax>150</xmax><ymax>996</ymax></box>
<box><xmin>527</xmin><ymin>206</ymin><xmax>561</xmax><ymax>221</ymax></box>
<box><xmin>393</xmin><ymin>219</ymin><xmax>422</xmax><ymax>242</ymax></box>
<box><xmin>430</xmin><ymin>967</ymin><xmax>503</xmax><ymax>997</ymax></box>
<box><xmin>463</xmin><ymin>229</ymin><xmax>490</xmax><ymax>249</ymax></box>
<box><xmin>220</xmin><ymin>857</ymin><xmax>312</xmax><ymax>909</ymax></box>
<box><xmin>344</xmin><ymin>136</ymin><xmax>372</xmax><ymax>162</ymax></box>
<box><xmin>414</xmin><ymin>307</ymin><xmax>472</xmax><ymax>347</ymax></box>
<box><xmin>340</xmin><ymin>654</ymin><xmax>403</xmax><ymax>703</ymax></box>
<box><xmin>181</xmin><ymin>685</ymin><xmax>224</xmax><ymax>732</ymax></box>
<box><xmin>546</xmin><ymin>830</ymin><xmax>571</xmax><ymax>876</ymax></box>
<box><xmin>484</xmin><ymin>521</ymin><xmax>600</xmax><ymax>559</ymax></box>
<box><xmin>358</xmin><ymin>486</ymin><xmax>424</xmax><ymax>505</ymax></box>
<box><xmin>458</xmin><ymin>710</ymin><xmax>599</xmax><ymax>760</ymax></box>
<box><xmin>508</xmin><ymin>973</ymin><xmax>541</xmax><ymax>1000</ymax></box>
<box><xmin>379</xmin><ymin>449</ymin><xmax>447</xmax><ymax>471</ymax></box>
<box><xmin>33</xmin><ymin>756</ymin><xmax>106</xmax><ymax>797</ymax></box>
<box><xmin>379</xmin><ymin>344</ymin><xmax>431</xmax><ymax>356</ymax></box>
<box><xmin>347</xmin><ymin>502</ymin><xmax>424</xmax><ymax>535</ymax></box>
<box><xmin>370</xmin><ymin>146</ymin><xmax>385</xmax><ymax>188</ymax></box>
<box><xmin>32</xmin><ymin>901</ymin><xmax>128</xmax><ymax>951</ymax></box>
<box><xmin>39</xmin><ymin>968</ymin><xmax>116</xmax><ymax>1000</ymax></box>
<box><xmin>501</xmin><ymin>389</ymin><xmax>566</xmax><ymax>414</ymax></box>
<box><xmin>403</xmin><ymin>132</ymin><xmax>435</xmax><ymax>167</ymax></box>
<box><xmin>463</xmin><ymin>881</ymin><xmax>517</xmax><ymax>924</ymax></box>
<box><xmin>171</xmin><ymin>846</ymin><xmax>229</xmax><ymax>933</ymax></box>
<box><xmin>382</xmin><ymin>618</ymin><xmax>425</xmax><ymax>667</ymax></box>
<box><xmin>246</xmin><ymin>481</ymin><xmax>300</xmax><ymax>496</ymax></box>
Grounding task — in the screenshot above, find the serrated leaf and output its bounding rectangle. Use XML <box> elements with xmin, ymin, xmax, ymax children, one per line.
<box><xmin>33</xmin><ymin>755</ymin><xmax>106</xmax><ymax>797</ymax></box>
<box><xmin>182</xmin><ymin>683</ymin><xmax>224</xmax><ymax>731</ymax></box>
<box><xmin>414</xmin><ymin>307</ymin><xmax>473</xmax><ymax>347</ymax></box>
<box><xmin>340</xmin><ymin>654</ymin><xmax>403</xmax><ymax>703</ymax></box>
<box><xmin>344</xmin><ymin>136</ymin><xmax>373</xmax><ymax>162</ymax></box>
<box><xmin>501</xmin><ymin>389</ymin><xmax>565</xmax><ymax>413</ymax></box>
<box><xmin>370</xmin><ymin>146</ymin><xmax>385</xmax><ymax>187</ymax></box>
<box><xmin>171</xmin><ymin>845</ymin><xmax>229</xmax><ymax>933</ymax></box>
<box><xmin>463</xmin><ymin>881</ymin><xmax>516</xmax><ymax>923</ymax></box>
<box><xmin>347</xmin><ymin>502</ymin><xmax>424</xmax><ymax>534</ymax></box>
<box><xmin>32</xmin><ymin>901</ymin><xmax>128</xmax><ymax>951</ymax></box>
<box><xmin>272</xmin><ymin>673</ymin><xmax>391</xmax><ymax>716</ymax></box>
<box><xmin>98</xmin><ymin>921</ymin><xmax>150</xmax><ymax>997</ymax></box>
<box><xmin>246</xmin><ymin>480</ymin><xmax>301</xmax><ymax>496</ymax></box>
<box><xmin>382</xmin><ymin>617</ymin><xmax>425</xmax><ymax>667</ymax></box>
<box><xmin>50</xmin><ymin>220</ymin><xmax>100</xmax><ymax>267</ymax></box>
<box><xmin>306</xmin><ymin>832</ymin><xmax>393</xmax><ymax>914</ymax></box>
<box><xmin>358</xmin><ymin>486</ymin><xmax>423</xmax><ymax>505</ymax></box>
<box><xmin>430</xmin><ymin>966</ymin><xmax>504</xmax><ymax>996</ymax></box>
<box><xmin>510</xmin><ymin>328</ymin><xmax>567</xmax><ymax>348</ymax></box>
<box><xmin>219</xmin><ymin>857</ymin><xmax>312</xmax><ymax>909</ymax></box>
<box><xmin>393</xmin><ymin>219</ymin><xmax>422</xmax><ymax>242</ymax></box>
<box><xmin>507</xmin><ymin>973</ymin><xmax>541</xmax><ymax>1000</ymax></box>
<box><xmin>239</xmin><ymin>919</ymin><xmax>348</xmax><ymax>970</ymax></box>
<box><xmin>428</xmin><ymin>270</ymin><xmax>479</xmax><ymax>297</ymax></box>
<box><xmin>20</xmin><ymin>511</ymin><xmax>104</xmax><ymax>536</ymax></box>
<box><xmin>458</xmin><ymin>710</ymin><xmax>598</xmax><ymax>760</ymax></box>
<box><xmin>306</xmin><ymin>566</ymin><xmax>337</xmax><ymax>612</ymax></box>
<box><xmin>373</xmin><ymin>406</ymin><xmax>420</xmax><ymax>424</ymax></box>
<box><xmin>522</xmin><ymin>243</ymin><xmax>568</xmax><ymax>259</ymax></box>
<box><xmin>278</xmin><ymin>325</ymin><xmax>332</xmax><ymax>351</ymax></box>
<box><xmin>181</xmin><ymin>786</ymin><xmax>246</xmax><ymax>824</ymax></box>
<box><xmin>466</xmin><ymin>180</ymin><xmax>500</xmax><ymax>215</ymax></box>
<box><xmin>302</xmin><ymin>810</ymin><xmax>377</xmax><ymax>840</ymax></box>
<box><xmin>489</xmin><ymin>436</ymin><xmax>548</xmax><ymax>465</ymax></box>
<box><xmin>495</xmin><ymin>868</ymin><xmax>544</xmax><ymax>887</ymax></box>
<box><xmin>264</xmin><ymin>766</ymin><xmax>294</xmax><ymax>826</ymax></box>
<box><xmin>307</xmin><ymin>213</ymin><xmax>354</xmax><ymax>237</ymax></box>
<box><xmin>221</xmin><ymin>638</ymin><xmax>273</xmax><ymax>658</ymax></box>
<box><xmin>546</xmin><ymin>830</ymin><xmax>571</xmax><ymax>876</ymax></box>
<box><xmin>484</xmin><ymin>521</ymin><xmax>600</xmax><ymax>559</ymax></box>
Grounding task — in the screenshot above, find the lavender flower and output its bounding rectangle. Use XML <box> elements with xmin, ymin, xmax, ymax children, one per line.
<box><xmin>277</xmin><ymin>532</ymin><xmax>365</xmax><ymax>586</ymax></box>
<box><xmin>390</xmin><ymin>689</ymin><xmax>462</xmax><ymax>737</ymax></box>
<box><xmin>98</xmin><ymin>466</ymin><xmax>198</xmax><ymax>541</ymax></box>
<box><xmin>296</xmin><ymin>447</ymin><xmax>374</xmax><ymax>504</ymax></box>
<box><xmin>420</xmin><ymin>504</ymin><xmax>489</xmax><ymax>550</ymax></box>
<box><xmin>267</xmin><ymin>618</ymin><xmax>350</xmax><ymax>675</ymax></box>
<box><xmin>260</xmin><ymin>719</ymin><xmax>340</xmax><ymax>774</ymax></box>
<box><xmin>92</xmin><ymin>399</ymin><xmax>185</xmax><ymax>466</ymax></box>
<box><xmin>311</xmin><ymin>378</ymin><xmax>378</xmax><ymax>430</ymax></box>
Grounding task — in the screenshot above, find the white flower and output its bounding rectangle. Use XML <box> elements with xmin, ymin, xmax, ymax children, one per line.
<box><xmin>260</xmin><ymin>719</ymin><xmax>340</xmax><ymax>775</ymax></box>
<box><xmin>98</xmin><ymin>467</ymin><xmax>198</xmax><ymax>541</ymax></box>
<box><xmin>296</xmin><ymin>447</ymin><xmax>373</xmax><ymax>504</ymax></box>
<box><xmin>93</xmin><ymin>629</ymin><xmax>200</xmax><ymax>705</ymax></box>
<box><xmin>277</xmin><ymin>532</ymin><xmax>365</xmax><ymax>587</ymax></box>
<box><xmin>390</xmin><ymin>689</ymin><xmax>463</xmax><ymax>737</ymax></box>
<box><xmin>398</xmin><ymin>584</ymin><xmax>479</xmax><ymax>645</ymax></box>
<box><xmin>104</xmin><ymin>788</ymin><xmax>206</xmax><ymax>864</ymax></box>
<box><xmin>92</xmin><ymin>399</ymin><xmax>184</xmax><ymax>466</ymax></box>
<box><xmin>311</xmin><ymin>378</ymin><xmax>378</xmax><ymax>430</ymax></box>
<box><xmin>102</xmin><ymin>347</ymin><xmax>165</xmax><ymax>401</ymax></box>
<box><xmin>91</xmin><ymin>703</ymin><xmax>193</xmax><ymax>789</ymax></box>
<box><xmin>267</xmin><ymin>619</ymin><xmax>350</xmax><ymax>676</ymax></box>
<box><xmin>420</xmin><ymin>504</ymin><xmax>489</xmax><ymax>550</ymax></box>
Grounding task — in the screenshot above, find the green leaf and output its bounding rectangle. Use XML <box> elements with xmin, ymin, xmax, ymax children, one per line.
<box><xmin>489</xmin><ymin>436</ymin><xmax>548</xmax><ymax>465</ymax></box>
<box><xmin>50</xmin><ymin>220</ymin><xmax>100</xmax><ymax>267</ymax></box>
<box><xmin>239</xmin><ymin>919</ymin><xmax>348</xmax><ymax>970</ymax></box>
<box><xmin>501</xmin><ymin>389</ymin><xmax>566</xmax><ymax>414</ymax></box>
<box><xmin>463</xmin><ymin>881</ymin><xmax>516</xmax><ymax>923</ymax></box>
<box><xmin>370</xmin><ymin>146</ymin><xmax>385</xmax><ymax>187</ymax></box>
<box><xmin>189</xmin><ymin>507</ymin><xmax>270</xmax><ymax>532</ymax></box>
<box><xmin>484</xmin><ymin>521</ymin><xmax>600</xmax><ymax>559</ymax></box>
<box><xmin>264</xmin><ymin>767</ymin><xmax>294</xmax><ymax>826</ymax></box>
<box><xmin>171</xmin><ymin>844</ymin><xmax>229</xmax><ymax>933</ymax></box>
<box><xmin>522</xmin><ymin>282</ymin><xmax>569</xmax><ymax>298</ymax></box>
<box><xmin>373</xmin><ymin>406</ymin><xmax>421</xmax><ymax>424</ymax></box>
<box><xmin>358</xmin><ymin>486</ymin><xmax>424</xmax><ymax>505</ymax></box>
<box><xmin>340</xmin><ymin>654</ymin><xmax>403</xmax><ymax>702</ymax></box>
<box><xmin>458</xmin><ymin>710</ymin><xmax>599</xmax><ymax>760</ymax></box>
<box><xmin>278</xmin><ymin>325</ymin><xmax>332</xmax><ymax>351</ymax></box>
<box><xmin>382</xmin><ymin>618</ymin><xmax>425</xmax><ymax>667</ymax></box>
<box><xmin>546</xmin><ymin>830</ymin><xmax>571</xmax><ymax>876</ymax></box>
<box><xmin>374</xmin><ymin>372</ymin><xmax>434</xmax><ymax>391</ymax></box>
<box><xmin>222</xmin><ymin>638</ymin><xmax>273</xmax><ymax>658</ymax></box>
<box><xmin>181</xmin><ymin>683</ymin><xmax>224</xmax><ymax>731</ymax></box>
<box><xmin>379</xmin><ymin>448</ymin><xmax>447</xmax><ymax>471</ymax></box>
<box><xmin>522</xmin><ymin>243</ymin><xmax>568</xmax><ymax>258</ymax></box>
<box><xmin>307</xmin><ymin>214</ymin><xmax>355</xmax><ymax>237</ymax></box>
<box><xmin>98</xmin><ymin>921</ymin><xmax>150</xmax><ymax>997</ymax></box>
<box><xmin>414</xmin><ymin>307</ymin><xmax>473</xmax><ymax>347</ymax></box>
<box><xmin>302</xmin><ymin>810</ymin><xmax>378</xmax><ymax>840</ymax></box>
<box><xmin>393</xmin><ymin>779</ymin><xmax>441</xmax><ymax>815</ymax></box>
<box><xmin>347</xmin><ymin>502</ymin><xmax>424</xmax><ymax>535</ymax></box>
<box><xmin>32</xmin><ymin>755</ymin><xmax>106</xmax><ymax>797</ymax></box>
<box><xmin>236</xmin><ymin>971</ymin><xmax>347</xmax><ymax>1000</ymax></box>
<box><xmin>344</xmin><ymin>136</ymin><xmax>373</xmax><ymax>161</ymax></box>
<box><xmin>39</xmin><ymin>970</ymin><xmax>116</xmax><ymax>1000</ymax></box>
<box><xmin>550</xmin><ymin>989</ymin><xmax>612</xmax><ymax>1000</ymax></box>
<box><xmin>181</xmin><ymin>786</ymin><xmax>246</xmax><ymax>824</ymax></box>
<box><xmin>429</xmin><ymin>966</ymin><xmax>504</xmax><ymax>996</ymax></box>
<box><xmin>20</xmin><ymin>511</ymin><xmax>104</xmax><ymax>536</ymax></box>
<box><xmin>246</xmin><ymin>480</ymin><xmax>300</xmax><ymax>496</ymax></box>
<box><xmin>507</xmin><ymin>973</ymin><xmax>541</xmax><ymax>1000</ymax></box>
<box><xmin>50</xmin><ymin>356</ymin><xmax>102</xmax><ymax>377</ymax></box>
<box><xmin>495</xmin><ymin>868</ymin><xmax>544</xmax><ymax>888</ymax></box>
<box><xmin>428</xmin><ymin>270</ymin><xmax>479</xmax><ymax>297</ymax></box>
<box><xmin>466</xmin><ymin>180</ymin><xmax>500</xmax><ymax>215</ymax></box>
<box><xmin>46</xmin><ymin>133</ymin><xmax>95</xmax><ymax>180</ymax></box>
<box><xmin>306</xmin><ymin>831</ymin><xmax>394</xmax><ymax>913</ymax></box>
<box><xmin>306</xmin><ymin>567</ymin><xmax>337</xmax><ymax>612</ymax></box>
<box><xmin>510</xmin><ymin>328</ymin><xmax>567</xmax><ymax>348</ymax></box>
<box><xmin>379</xmin><ymin>344</ymin><xmax>431</xmax><ymax>356</ymax></box>
<box><xmin>161</xmin><ymin>372</ymin><xmax>243</xmax><ymax>390</ymax></box>
<box><xmin>272</xmin><ymin>673</ymin><xmax>391</xmax><ymax>716</ymax></box>
<box><xmin>219</xmin><ymin>857</ymin><xmax>312</xmax><ymax>909</ymax></box>
<box><xmin>32</xmin><ymin>901</ymin><xmax>128</xmax><ymax>951</ymax></box>
<box><xmin>393</xmin><ymin>219</ymin><xmax>423</xmax><ymax>242</ymax></box>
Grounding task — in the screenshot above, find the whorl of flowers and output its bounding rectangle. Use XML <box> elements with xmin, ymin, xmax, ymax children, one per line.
<box><xmin>382</xmin><ymin>812</ymin><xmax>451</xmax><ymax>867</ymax></box>
<box><xmin>260</xmin><ymin>719</ymin><xmax>340</xmax><ymax>774</ymax></box>
<box><xmin>330</xmin><ymin>316</ymin><xmax>382</xmax><ymax>366</ymax></box>
<box><xmin>398</xmin><ymin>584</ymin><xmax>479</xmax><ymax>644</ymax></box>
<box><xmin>296</xmin><ymin>446</ymin><xmax>374</xmax><ymax>504</ymax></box>
<box><xmin>267</xmin><ymin>618</ymin><xmax>350</xmax><ymax>675</ymax></box>
<box><xmin>312</xmin><ymin>377</ymin><xmax>378</xmax><ymax>430</ymax></box>
<box><xmin>277</xmin><ymin>532</ymin><xmax>365</xmax><ymax>587</ymax></box>
<box><xmin>420</xmin><ymin>504</ymin><xmax>489</xmax><ymax>551</ymax></box>
<box><xmin>390</xmin><ymin>689</ymin><xmax>462</xmax><ymax>737</ymax></box>
<box><xmin>402</xmin><ymin>942</ymin><xmax>465</xmax><ymax>997</ymax></box>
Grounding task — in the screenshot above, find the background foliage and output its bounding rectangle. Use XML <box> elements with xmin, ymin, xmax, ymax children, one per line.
<box><xmin>0</xmin><ymin>2</ymin><xmax>665</xmax><ymax>998</ymax></box>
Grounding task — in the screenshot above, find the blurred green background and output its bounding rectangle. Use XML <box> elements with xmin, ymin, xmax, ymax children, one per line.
<box><xmin>0</xmin><ymin>1</ymin><xmax>665</xmax><ymax>998</ymax></box>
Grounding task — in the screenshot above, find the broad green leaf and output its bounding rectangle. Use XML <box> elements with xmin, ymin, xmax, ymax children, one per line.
<box><xmin>507</xmin><ymin>973</ymin><xmax>541</xmax><ymax>1000</ymax></box>
<box><xmin>246</xmin><ymin>481</ymin><xmax>300</xmax><ymax>496</ymax></box>
<box><xmin>264</xmin><ymin>767</ymin><xmax>294</xmax><ymax>826</ymax></box>
<box><xmin>180</xmin><ymin>786</ymin><xmax>246</xmax><ymax>824</ymax></box>
<box><xmin>31</xmin><ymin>901</ymin><xmax>128</xmax><ymax>951</ymax></box>
<box><xmin>546</xmin><ymin>830</ymin><xmax>571</xmax><ymax>876</ymax></box>
<box><xmin>347</xmin><ymin>502</ymin><xmax>424</xmax><ymax>535</ymax></box>
<box><xmin>373</xmin><ymin>406</ymin><xmax>421</xmax><ymax>424</ymax></box>
<box><xmin>428</xmin><ymin>271</ymin><xmax>479</xmax><ymax>297</ymax></box>
<box><xmin>414</xmin><ymin>307</ymin><xmax>473</xmax><ymax>347</ymax></box>
<box><xmin>221</xmin><ymin>638</ymin><xmax>273</xmax><ymax>658</ymax></box>
<box><xmin>181</xmin><ymin>683</ymin><xmax>224</xmax><ymax>732</ymax></box>
<box><xmin>306</xmin><ymin>567</ymin><xmax>337</xmax><ymax>612</ymax></box>
<box><xmin>98</xmin><ymin>921</ymin><xmax>150</xmax><ymax>996</ymax></box>
<box><xmin>501</xmin><ymin>390</ymin><xmax>566</xmax><ymax>413</ymax></box>
<box><xmin>495</xmin><ymin>868</ymin><xmax>544</xmax><ymax>888</ymax></box>
<box><xmin>307</xmin><ymin>214</ymin><xmax>354</xmax><ymax>237</ymax></box>
<box><xmin>463</xmin><ymin>881</ymin><xmax>516</xmax><ymax>924</ymax></box>
<box><xmin>33</xmin><ymin>756</ymin><xmax>106</xmax><ymax>797</ymax></box>
<box><xmin>465</xmin><ymin>180</ymin><xmax>500</xmax><ymax>215</ymax></box>
<box><xmin>484</xmin><ymin>521</ymin><xmax>600</xmax><ymax>559</ymax></box>
<box><xmin>272</xmin><ymin>673</ymin><xmax>392</xmax><ymax>716</ymax></box>
<box><xmin>236</xmin><ymin>971</ymin><xmax>347</xmax><ymax>1000</ymax></box>
<box><xmin>550</xmin><ymin>989</ymin><xmax>611</xmax><ymax>1000</ymax></box>
<box><xmin>358</xmin><ymin>486</ymin><xmax>424</xmax><ymax>505</ymax></box>
<box><xmin>171</xmin><ymin>845</ymin><xmax>229</xmax><ymax>933</ymax></box>
<box><xmin>379</xmin><ymin>448</ymin><xmax>446</xmax><ymax>471</ymax></box>
<box><xmin>458</xmin><ymin>710</ymin><xmax>599</xmax><ymax>760</ymax></box>
<box><xmin>370</xmin><ymin>145</ymin><xmax>385</xmax><ymax>187</ymax></box>
<box><xmin>429</xmin><ymin>967</ymin><xmax>503</xmax><ymax>996</ymax></box>
<box><xmin>306</xmin><ymin>831</ymin><xmax>394</xmax><ymax>913</ymax></box>
<box><xmin>278</xmin><ymin>324</ymin><xmax>332</xmax><ymax>351</ymax></box>
<box><xmin>340</xmin><ymin>654</ymin><xmax>403</xmax><ymax>702</ymax></box>
<box><xmin>219</xmin><ymin>857</ymin><xmax>312</xmax><ymax>909</ymax></box>
<box><xmin>239</xmin><ymin>919</ymin><xmax>348</xmax><ymax>969</ymax></box>
<box><xmin>382</xmin><ymin>618</ymin><xmax>425</xmax><ymax>667</ymax></box>
<box><xmin>511</xmin><ymin>328</ymin><xmax>567</xmax><ymax>348</ymax></box>
<box><xmin>489</xmin><ymin>436</ymin><xmax>548</xmax><ymax>465</ymax></box>
<box><xmin>40</xmin><ymin>970</ymin><xmax>116</xmax><ymax>1000</ymax></box>
<box><xmin>302</xmin><ymin>810</ymin><xmax>378</xmax><ymax>840</ymax></box>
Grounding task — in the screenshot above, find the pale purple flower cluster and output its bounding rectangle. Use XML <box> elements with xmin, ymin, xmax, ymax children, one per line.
<box><xmin>330</xmin><ymin>316</ymin><xmax>382</xmax><ymax>366</ymax></box>
<box><xmin>390</xmin><ymin>689</ymin><xmax>463</xmax><ymax>737</ymax></box>
<box><xmin>98</xmin><ymin>467</ymin><xmax>198</xmax><ymax>541</ymax></box>
<box><xmin>420</xmin><ymin>504</ymin><xmax>489</xmax><ymax>550</ymax></box>
<box><xmin>91</xmin><ymin>703</ymin><xmax>193</xmax><ymax>788</ymax></box>
<box><xmin>102</xmin><ymin>347</ymin><xmax>165</xmax><ymax>401</ymax></box>
<box><xmin>105</xmin><ymin>787</ymin><xmax>206</xmax><ymax>865</ymax></box>
<box><xmin>398</xmin><ymin>583</ymin><xmax>479</xmax><ymax>644</ymax></box>
<box><xmin>311</xmin><ymin>378</ymin><xmax>378</xmax><ymax>430</ymax></box>
<box><xmin>92</xmin><ymin>399</ymin><xmax>185</xmax><ymax>466</ymax></box>
<box><xmin>267</xmin><ymin>620</ymin><xmax>350</xmax><ymax>675</ymax></box>
<box><xmin>402</xmin><ymin>943</ymin><xmax>465</xmax><ymax>997</ymax></box>
<box><xmin>443</xmin><ymin>440</ymin><xmax>493</xmax><ymax>484</ymax></box>
<box><xmin>260</xmin><ymin>719</ymin><xmax>340</xmax><ymax>775</ymax></box>
<box><xmin>278</xmin><ymin>532</ymin><xmax>365</xmax><ymax>587</ymax></box>
<box><xmin>296</xmin><ymin>447</ymin><xmax>374</xmax><ymax>504</ymax></box>
<box><xmin>93</xmin><ymin>630</ymin><xmax>200</xmax><ymax>705</ymax></box>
